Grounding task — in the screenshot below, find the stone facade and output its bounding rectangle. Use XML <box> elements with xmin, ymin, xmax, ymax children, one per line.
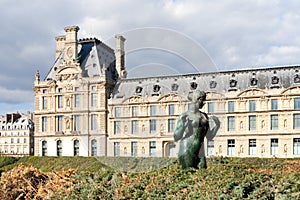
<box><xmin>0</xmin><ymin>113</ymin><xmax>34</xmax><ymax>156</ymax></box>
<box><xmin>33</xmin><ymin>26</ymin><xmax>124</xmax><ymax>156</ymax></box>
<box><xmin>34</xmin><ymin>26</ymin><xmax>300</xmax><ymax>158</ymax></box>
<box><xmin>108</xmin><ymin>66</ymin><xmax>300</xmax><ymax>158</ymax></box>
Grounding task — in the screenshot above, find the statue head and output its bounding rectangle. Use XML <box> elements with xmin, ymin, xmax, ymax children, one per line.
<box><xmin>188</xmin><ymin>90</ymin><xmax>206</xmax><ymax>108</ymax></box>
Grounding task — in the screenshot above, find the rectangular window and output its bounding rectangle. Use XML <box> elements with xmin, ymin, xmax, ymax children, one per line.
<box><xmin>227</xmin><ymin>139</ymin><xmax>235</xmax><ymax>156</ymax></box>
<box><xmin>91</xmin><ymin>114</ymin><xmax>97</xmax><ymax>130</ymax></box>
<box><xmin>115</xmin><ymin>107</ymin><xmax>121</xmax><ymax>118</ymax></box>
<box><xmin>150</xmin><ymin>105</ymin><xmax>157</xmax><ymax>116</ymax></box>
<box><xmin>114</xmin><ymin>142</ymin><xmax>120</xmax><ymax>156</ymax></box>
<box><xmin>74</xmin><ymin>94</ymin><xmax>80</xmax><ymax>107</ymax></box>
<box><xmin>91</xmin><ymin>86</ymin><xmax>96</xmax><ymax>91</ymax></box>
<box><xmin>74</xmin><ymin>115</ymin><xmax>80</xmax><ymax>131</ymax></box>
<box><xmin>249</xmin><ymin>139</ymin><xmax>256</xmax><ymax>155</ymax></box>
<box><xmin>207</xmin><ymin>140</ymin><xmax>214</xmax><ymax>156</ymax></box>
<box><xmin>169</xmin><ymin>104</ymin><xmax>175</xmax><ymax>115</ymax></box>
<box><xmin>227</xmin><ymin>116</ymin><xmax>235</xmax><ymax>131</ymax></box>
<box><xmin>91</xmin><ymin>93</ymin><xmax>97</xmax><ymax>107</ymax></box>
<box><xmin>131</xmin><ymin>141</ymin><xmax>137</xmax><ymax>156</ymax></box>
<box><xmin>42</xmin><ymin>116</ymin><xmax>47</xmax><ymax>132</ymax></box>
<box><xmin>149</xmin><ymin>141</ymin><xmax>156</xmax><ymax>156</ymax></box>
<box><xmin>228</xmin><ymin>101</ymin><xmax>234</xmax><ymax>112</ymax></box>
<box><xmin>249</xmin><ymin>100</ymin><xmax>256</xmax><ymax>111</ymax></box>
<box><xmin>270</xmin><ymin>138</ymin><xmax>279</xmax><ymax>155</ymax></box>
<box><xmin>293</xmin><ymin>114</ymin><xmax>300</xmax><ymax>129</ymax></box>
<box><xmin>150</xmin><ymin>119</ymin><xmax>156</xmax><ymax>133</ymax></box>
<box><xmin>208</xmin><ymin>102</ymin><xmax>214</xmax><ymax>113</ymax></box>
<box><xmin>249</xmin><ymin>115</ymin><xmax>256</xmax><ymax>131</ymax></box>
<box><xmin>168</xmin><ymin>119</ymin><xmax>175</xmax><ymax>132</ymax></box>
<box><xmin>114</xmin><ymin>121</ymin><xmax>121</xmax><ymax>134</ymax></box>
<box><xmin>57</xmin><ymin>115</ymin><xmax>63</xmax><ymax>132</ymax></box>
<box><xmin>294</xmin><ymin>98</ymin><xmax>300</xmax><ymax>109</ymax></box>
<box><xmin>58</xmin><ymin>95</ymin><xmax>63</xmax><ymax>108</ymax></box>
<box><xmin>293</xmin><ymin>138</ymin><xmax>300</xmax><ymax>155</ymax></box>
<box><xmin>132</xmin><ymin>120</ymin><xmax>138</xmax><ymax>134</ymax></box>
<box><xmin>271</xmin><ymin>99</ymin><xmax>278</xmax><ymax>110</ymax></box>
<box><xmin>42</xmin><ymin>97</ymin><xmax>48</xmax><ymax>110</ymax></box>
<box><xmin>271</xmin><ymin>114</ymin><xmax>278</xmax><ymax>130</ymax></box>
<box><xmin>132</xmin><ymin>106</ymin><xmax>138</xmax><ymax>117</ymax></box>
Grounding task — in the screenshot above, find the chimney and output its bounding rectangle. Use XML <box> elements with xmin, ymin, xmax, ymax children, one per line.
<box><xmin>64</xmin><ymin>26</ymin><xmax>80</xmax><ymax>61</ymax></box>
<box><xmin>55</xmin><ymin>36</ymin><xmax>66</xmax><ymax>60</ymax></box>
<box><xmin>115</xmin><ymin>34</ymin><xmax>127</xmax><ymax>78</ymax></box>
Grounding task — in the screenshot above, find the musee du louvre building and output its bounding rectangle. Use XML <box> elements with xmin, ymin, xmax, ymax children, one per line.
<box><xmin>34</xmin><ymin>26</ymin><xmax>300</xmax><ymax>158</ymax></box>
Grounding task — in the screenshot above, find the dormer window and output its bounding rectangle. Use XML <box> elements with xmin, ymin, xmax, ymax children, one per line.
<box><xmin>228</xmin><ymin>74</ymin><xmax>237</xmax><ymax>91</ymax></box>
<box><xmin>190</xmin><ymin>82</ymin><xmax>197</xmax><ymax>90</ymax></box>
<box><xmin>230</xmin><ymin>79</ymin><xmax>237</xmax><ymax>87</ymax></box>
<box><xmin>136</xmin><ymin>86</ymin><xmax>143</xmax><ymax>93</ymax></box>
<box><xmin>250</xmin><ymin>78</ymin><xmax>258</xmax><ymax>86</ymax></box>
<box><xmin>153</xmin><ymin>85</ymin><xmax>160</xmax><ymax>92</ymax></box>
<box><xmin>294</xmin><ymin>74</ymin><xmax>300</xmax><ymax>83</ymax></box>
<box><xmin>271</xmin><ymin>76</ymin><xmax>279</xmax><ymax>84</ymax></box>
<box><xmin>171</xmin><ymin>83</ymin><xmax>179</xmax><ymax>91</ymax></box>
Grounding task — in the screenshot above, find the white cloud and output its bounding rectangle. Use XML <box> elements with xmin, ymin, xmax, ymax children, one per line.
<box><xmin>1</xmin><ymin>0</ymin><xmax>300</xmax><ymax>111</ymax></box>
<box><xmin>0</xmin><ymin>86</ymin><xmax>33</xmax><ymax>104</ymax></box>
<box><xmin>257</xmin><ymin>46</ymin><xmax>300</xmax><ymax>65</ymax></box>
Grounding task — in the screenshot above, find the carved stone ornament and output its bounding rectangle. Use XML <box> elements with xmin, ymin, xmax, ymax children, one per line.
<box><xmin>67</xmin><ymin>47</ymin><xmax>74</xmax><ymax>58</ymax></box>
<box><xmin>65</xmin><ymin>84</ymin><xmax>73</xmax><ymax>91</ymax></box>
<box><xmin>171</xmin><ymin>83</ymin><xmax>179</xmax><ymax>91</ymax></box>
<box><xmin>35</xmin><ymin>70</ymin><xmax>40</xmax><ymax>81</ymax></box>
<box><xmin>209</xmin><ymin>80</ymin><xmax>217</xmax><ymax>89</ymax></box>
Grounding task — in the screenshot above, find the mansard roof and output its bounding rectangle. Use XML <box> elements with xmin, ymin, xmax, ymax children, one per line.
<box><xmin>112</xmin><ymin>65</ymin><xmax>300</xmax><ymax>99</ymax></box>
<box><xmin>0</xmin><ymin>113</ymin><xmax>33</xmax><ymax>128</ymax></box>
<box><xmin>45</xmin><ymin>38</ymin><xmax>117</xmax><ymax>81</ymax></box>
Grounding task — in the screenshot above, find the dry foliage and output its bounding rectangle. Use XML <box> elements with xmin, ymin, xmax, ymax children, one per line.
<box><xmin>0</xmin><ymin>164</ymin><xmax>76</xmax><ymax>200</ymax></box>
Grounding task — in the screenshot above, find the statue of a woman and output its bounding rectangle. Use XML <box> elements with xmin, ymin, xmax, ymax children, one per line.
<box><xmin>174</xmin><ymin>90</ymin><xmax>220</xmax><ymax>169</ymax></box>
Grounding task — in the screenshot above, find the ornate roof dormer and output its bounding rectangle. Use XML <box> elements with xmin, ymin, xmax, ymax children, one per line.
<box><xmin>228</xmin><ymin>74</ymin><xmax>237</xmax><ymax>91</ymax></box>
<box><xmin>55</xmin><ymin>59</ymin><xmax>82</xmax><ymax>82</ymax></box>
<box><xmin>250</xmin><ymin>73</ymin><xmax>258</xmax><ymax>87</ymax></box>
<box><xmin>270</xmin><ymin>70</ymin><xmax>280</xmax><ymax>89</ymax></box>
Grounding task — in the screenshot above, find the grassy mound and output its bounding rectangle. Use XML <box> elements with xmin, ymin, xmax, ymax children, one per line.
<box><xmin>0</xmin><ymin>156</ymin><xmax>300</xmax><ymax>199</ymax></box>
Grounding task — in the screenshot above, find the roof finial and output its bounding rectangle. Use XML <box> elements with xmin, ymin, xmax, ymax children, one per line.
<box><xmin>35</xmin><ymin>70</ymin><xmax>40</xmax><ymax>81</ymax></box>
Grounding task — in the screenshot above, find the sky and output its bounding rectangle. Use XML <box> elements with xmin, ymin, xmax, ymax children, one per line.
<box><xmin>0</xmin><ymin>0</ymin><xmax>300</xmax><ymax>115</ymax></box>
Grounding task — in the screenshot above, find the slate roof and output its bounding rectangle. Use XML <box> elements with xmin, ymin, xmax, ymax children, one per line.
<box><xmin>45</xmin><ymin>38</ymin><xmax>118</xmax><ymax>81</ymax></box>
<box><xmin>112</xmin><ymin>65</ymin><xmax>300</xmax><ymax>99</ymax></box>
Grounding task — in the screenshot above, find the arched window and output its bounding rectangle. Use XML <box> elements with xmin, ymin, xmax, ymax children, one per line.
<box><xmin>42</xmin><ymin>141</ymin><xmax>47</xmax><ymax>156</ymax></box>
<box><xmin>74</xmin><ymin>140</ymin><xmax>79</xmax><ymax>156</ymax></box>
<box><xmin>91</xmin><ymin>139</ymin><xmax>97</xmax><ymax>156</ymax></box>
<box><xmin>57</xmin><ymin>140</ymin><xmax>62</xmax><ymax>156</ymax></box>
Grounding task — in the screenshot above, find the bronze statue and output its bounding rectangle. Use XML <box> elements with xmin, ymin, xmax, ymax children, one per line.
<box><xmin>174</xmin><ymin>90</ymin><xmax>220</xmax><ymax>169</ymax></box>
